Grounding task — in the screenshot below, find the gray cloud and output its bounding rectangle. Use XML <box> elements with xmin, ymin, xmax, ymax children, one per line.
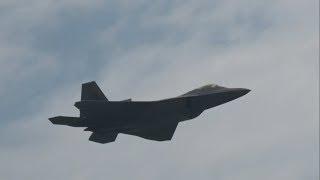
<box><xmin>0</xmin><ymin>0</ymin><xmax>318</xmax><ymax>180</ymax></box>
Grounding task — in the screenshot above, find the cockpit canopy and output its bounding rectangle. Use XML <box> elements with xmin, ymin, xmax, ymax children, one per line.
<box><xmin>200</xmin><ymin>84</ymin><xmax>218</xmax><ymax>89</ymax></box>
<box><xmin>180</xmin><ymin>84</ymin><xmax>226</xmax><ymax>97</ymax></box>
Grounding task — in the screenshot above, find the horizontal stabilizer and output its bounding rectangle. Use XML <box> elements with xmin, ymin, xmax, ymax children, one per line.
<box><xmin>81</xmin><ymin>81</ymin><xmax>108</xmax><ymax>101</ymax></box>
<box><xmin>49</xmin><ymin>116</ymin><xmax>84</xmax><ymax>127</ymax></box>
<box><xmin>89</xmin><ymin>132</ymin><xmax>118</xmax><ymax>144</ymax></box>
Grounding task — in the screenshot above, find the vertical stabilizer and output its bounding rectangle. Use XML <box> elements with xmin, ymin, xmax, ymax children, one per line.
<box><xmin>81</xmin><ymin>81</ymin><xmax>108</xmax><ymax>101</ymax></box>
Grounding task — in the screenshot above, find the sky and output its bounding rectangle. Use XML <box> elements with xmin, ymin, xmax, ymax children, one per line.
<box><xmin>0</xmin><ymin>0</ymin><xmax>319</xmax><ymax>180</ymax></box>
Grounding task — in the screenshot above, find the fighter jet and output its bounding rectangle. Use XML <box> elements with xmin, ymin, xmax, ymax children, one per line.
<box><xmin>49</xmin><ymin>81</ymin><xmax>250</xmax><ymax>144</ymax></box>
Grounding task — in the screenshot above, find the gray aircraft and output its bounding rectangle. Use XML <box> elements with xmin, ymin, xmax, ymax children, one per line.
<box><xmin>49</xmin><ymin>82</ymin><xmax>250</xmax><ymax>144</ymax></box>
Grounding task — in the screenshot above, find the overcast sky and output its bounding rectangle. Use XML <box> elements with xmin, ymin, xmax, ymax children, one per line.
<box><xmin>0</xmin><ymin>0</ymin><xmax>319</xmax><ymax>180</ymax></box>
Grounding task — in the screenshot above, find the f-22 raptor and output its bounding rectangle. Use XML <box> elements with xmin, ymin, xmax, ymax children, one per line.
<box><xmin>49</xmin><ymin>82</ymin><xmax>250</xmax><ymax>144</ymax></box>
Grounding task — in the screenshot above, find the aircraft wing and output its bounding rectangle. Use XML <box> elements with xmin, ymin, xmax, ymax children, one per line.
<box><xmin>123</xmin><ymin>122</ymin><xmax>179</xmax><ymax>141</ymax></box>
<box><xmin>89</xmin><ymin>131</ymin><xmax>118</xmax><ymax>144</ymax></box>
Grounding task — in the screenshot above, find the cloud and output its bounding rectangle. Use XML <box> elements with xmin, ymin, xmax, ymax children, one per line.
<box><xmin>0</xmin><ymin>0</ymin><xmax>318</xmax><ymax>180</ymax></box>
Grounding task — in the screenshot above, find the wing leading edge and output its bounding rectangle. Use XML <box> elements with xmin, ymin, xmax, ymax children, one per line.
<box><xmin>123</xmin><ymin>122</ymin><xmax>179</xmax><ymax>141</ymax></box>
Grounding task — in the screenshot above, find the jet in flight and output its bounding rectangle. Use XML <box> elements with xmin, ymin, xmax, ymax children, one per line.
<box><xmin>49</xmin><ymin>81</ymin><xmax>250</xmax><ymax>144</ymax></box>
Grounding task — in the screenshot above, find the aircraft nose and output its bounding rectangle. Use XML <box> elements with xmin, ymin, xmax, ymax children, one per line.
<box><xmin>227</xmin><ymin>88</ymin><xmax>251</xmax><ymax>99</ymax></box>
<box><xmin>237</xmin><ymin>88</ymin><xmax>251</xmax><ymax>96</ymax></box>
<box><xmin>193</xmin><ymin>87</ymin><xmax>250</xmax><ymax>109</ymax></box>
